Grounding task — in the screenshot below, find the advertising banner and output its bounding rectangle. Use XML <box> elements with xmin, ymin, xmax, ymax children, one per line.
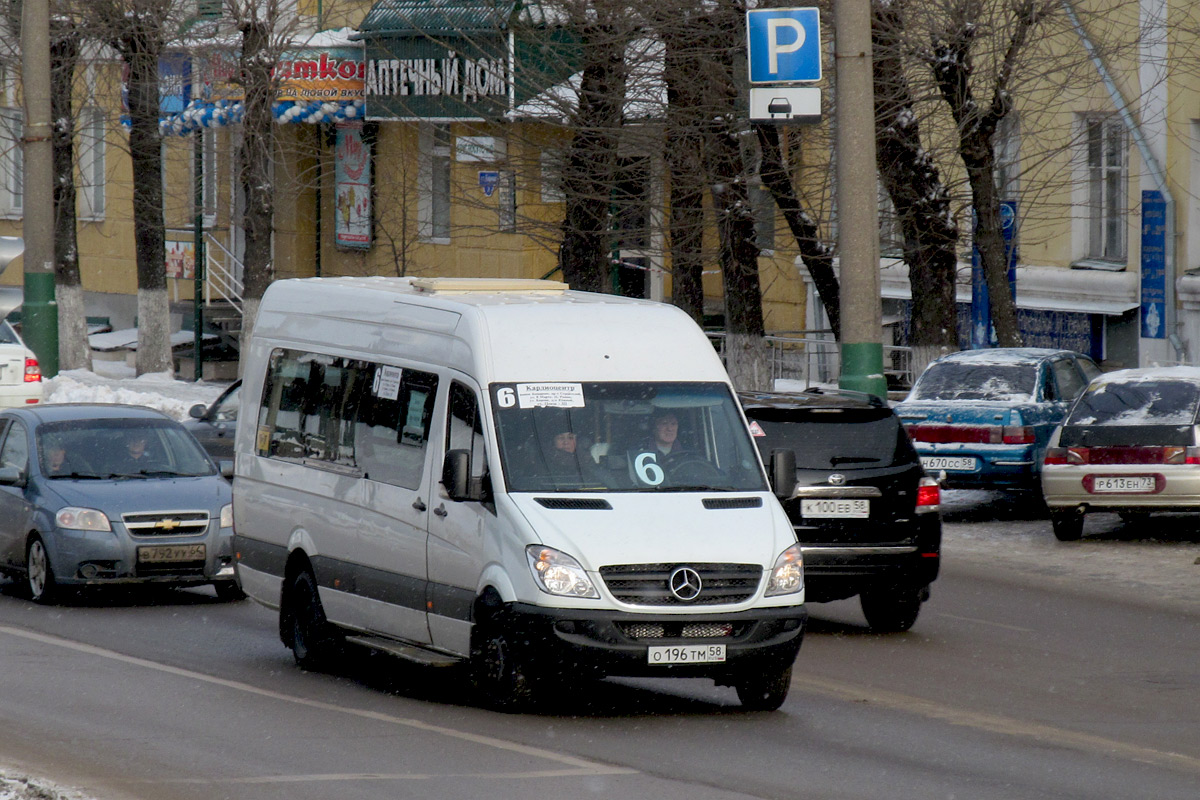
<box><xmin>970</xmin><ymin>201</ymin><xmax>1018</xmax><ymax>348</ymax></box>
<box><xmin>1140</xmin><ymin>190</ymin><xmax>1167</xmax><ymax>339</ymax></box>
<box><xmin>335</xmin><ymin>122</ymin><xmax>372</xmax><ymax>249</ymax></box>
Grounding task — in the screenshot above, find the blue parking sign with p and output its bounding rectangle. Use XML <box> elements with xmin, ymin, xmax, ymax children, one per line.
<box><xmin>747</xmin><ymin>8</ymin><xmax>822</xmax><ymax>84</ymax></box>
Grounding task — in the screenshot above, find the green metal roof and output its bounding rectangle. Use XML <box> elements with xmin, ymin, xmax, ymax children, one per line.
<box><xmin>359</xmin><ymin>0</ymin><xmax>521</xmax><ymax>34</ymax></box>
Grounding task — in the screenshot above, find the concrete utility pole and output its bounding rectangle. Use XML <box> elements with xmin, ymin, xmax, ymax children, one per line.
<box><xmin>21</xmin><ymin>0</ymin><xmax>58</xmax><ymax>376</ymax></box>
<box><xmin>834</xmin><ymin>0</ymin><xmax>885</xmax><ymax>398</ymax></box>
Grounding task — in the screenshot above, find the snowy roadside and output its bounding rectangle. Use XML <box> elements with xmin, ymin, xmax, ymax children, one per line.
<box><xmin>0</xmin><ymin>770</ymin><xmax>86</xmax><ymax>800</ymax></box>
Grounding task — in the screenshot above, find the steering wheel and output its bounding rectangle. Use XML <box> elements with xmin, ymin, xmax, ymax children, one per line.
<box><xmin>667</xmin><ymin>457</ymin><xmax>724</xmax><ymax>484</ymax></box>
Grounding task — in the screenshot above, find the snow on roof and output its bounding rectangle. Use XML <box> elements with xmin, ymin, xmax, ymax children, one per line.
<box><xmin>935</xmin><ymin>347</ymin><xmax>1076</xmax><ymax>366</ymax></box>
<box><xmin>1088</xmin><ymin>365</ymin><xmax>1200</xmax><ymax>386</ymax></box>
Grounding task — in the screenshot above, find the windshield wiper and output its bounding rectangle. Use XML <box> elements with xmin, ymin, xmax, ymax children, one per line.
<box><xmin>656</xmin><ymin>484</ymin><xmax>738</xmax><ymax>492</ymax></box>
<box><xmin>135</xmin><ymin>470</ymin><xmax>189</xmax><ymax>478</ymax></box>
<box><xmin>830</xmin><ymin>456</ymin><xmax>882</xmax><ymax>465</ymax></box>
<box><xmin>49</xmin><ymin>472</ymin><xmax>106</xmax><ymax>480</ymax></box>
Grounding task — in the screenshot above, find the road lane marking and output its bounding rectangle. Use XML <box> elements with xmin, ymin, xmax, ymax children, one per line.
<box><xmin>145</xmin><ymin>769</ymin><xmax>615</xmax><ymax>784</ymax></box>
<box><xmin>936</xmin><ymin>612</ymin><xmax>1035</xmax><ymax>632</ymax></box>
<box><xmin>0</xmin><ymin>625</ymin><xmax>635</xmax><ymax>779</ymax></box>
<box><xmin>791</xmin><ymin>672</ymin><xmax>1200</xmax><ymax>775</ymax></box>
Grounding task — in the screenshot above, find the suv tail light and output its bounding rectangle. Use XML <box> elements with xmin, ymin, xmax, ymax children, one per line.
<box><xmin>24</xmin><ymin>357</ymin><xmax>41</xmax><ymax>382</ymax></box>
<box><xmin>916</xmin><ymin>476</ymin><xmax>940</xmax><ymax>512</ymax></box>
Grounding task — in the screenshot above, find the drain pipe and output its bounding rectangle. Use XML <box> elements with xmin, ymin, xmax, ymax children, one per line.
<box><xmin>1061</xmin><ymin>0</ymin><xmax>1185</xmax><ymax>361</ymax></box>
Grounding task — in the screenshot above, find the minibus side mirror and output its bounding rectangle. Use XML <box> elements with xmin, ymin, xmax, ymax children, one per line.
<box><xmin>770</xmin><ymin>449</ymin><xmax>797</xmax><ymax>499</ymax></box>
<box><xmin>219</xmin><ymin>459</ymin><xmax>234</xmax><ymax>479</ymax></box>
<box><xmin>442</xmin><ymin>449</ymin><xmax>472</xmax><ymax>501</ymax></box>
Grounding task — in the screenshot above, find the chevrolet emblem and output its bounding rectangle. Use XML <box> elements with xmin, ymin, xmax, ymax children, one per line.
<box><xmin>155</xmin><ymin>519</ymin><xmax>182</xmax><ymax>531</ymax></box>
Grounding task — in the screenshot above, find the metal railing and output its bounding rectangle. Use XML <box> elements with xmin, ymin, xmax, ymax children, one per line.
<box><xmin>706</xmin><ymin>331</ymin><xmax>914</xmax><ymax>391</ymax></box>
<box><xmin>203</xmin><ymin>231</ymin><xmax>245</xmax><ymax>315</ymax></box>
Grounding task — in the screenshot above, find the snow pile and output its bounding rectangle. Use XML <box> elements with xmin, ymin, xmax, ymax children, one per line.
<box><xmin>42</xmin><ymin>366</ymin><xmax>230</xmax><ymax>421</ymax></box>
<box><xmin>0</xmin><ymin>770</ymin><xmax>83</xmax><ymax>800</ymax></box>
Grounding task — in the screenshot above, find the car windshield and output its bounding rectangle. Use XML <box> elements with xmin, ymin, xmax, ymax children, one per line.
<box><xmin>491</xmin><ymin>382</ymin><xmax>767</xmax><ymax>493</ymax></box>
<box><xmin>38</xmin><ymin>418</ymin><xmax>216</xmax><ymax>478</ymax></box>
<box><xmin>911</xmin><ymin>362</ymin><xmax>1037</xmax><ymax>401</ymax></box>
<box><xmin>1066</xmin><ymin>379</ymin><xmax>1200</xmax><ymax>426</ymax></box>
<box><xmin>747</xmin><ymin>407</ymin><xmax>911</xmax><ymax>469</ymax></box>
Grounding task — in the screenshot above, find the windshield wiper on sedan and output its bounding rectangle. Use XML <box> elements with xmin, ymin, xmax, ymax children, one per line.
<box><xmin>830</xmin><ymin>456</ymin><xmax>882</xmax><ymax>465</ymax></box>
<box><xmin>48</xmin><ymin>471</ymin><xmax>107</xmax><ymax>480</ymax></box>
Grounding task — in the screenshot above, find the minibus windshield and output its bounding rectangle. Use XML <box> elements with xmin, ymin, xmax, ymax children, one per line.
<box><xmin>491</xmin><ymin>382</ymin><xmax>768</xmax><ymax>493</ymax></box>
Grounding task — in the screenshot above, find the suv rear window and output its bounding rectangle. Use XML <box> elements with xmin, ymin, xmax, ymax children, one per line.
<box><xmin>911</xmin><ymin>362</ymin><xmax>1036</xmax><ymax>401</ymax></box>
<box><xmin>748</xmin><ymin>407</ymin><xmax>914</xmax><ymax>469</ymax></box>
<box><xmin>1067</xmin><ymin>379</ymin><xmax>1200</xmax><ymax>426</ymax></box>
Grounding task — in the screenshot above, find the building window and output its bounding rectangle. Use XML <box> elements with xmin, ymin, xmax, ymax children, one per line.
<box><xmin>78</xmin><ymin>107</ymin><xmax>106</xmax><ymax>220</ymax></box>
<box><xmin>0</xmin><ymin>108</ymin><xmax>22</xmax><ymax>218</ymax></box>
<box><xmin>995</xmin><ymin>114</ymin><xmax>1020</xmax><ymax>201</ymax></box>
<box><xmin>419</xmin><ymin>123</ymin><xmax>451</xmax><ymax>241</ymax></box>
<box><xmin>878</xmin><ymin>180</ymin><xmax>902</xmax><ymax>258</ymax></box>
<box><xmin>540</xmin><ymin>149</ymin><xmax>564</xmax><ymax>203</ymax></box>
<box><xmin>202</xmin><ymin>127</ymin><xmax>217</xmax><ymax>225</ymax></box>
<box><xmin>1085</xmin><ymin>115</ymin><xmax>1126</xmax><ymax>261</ymax></box>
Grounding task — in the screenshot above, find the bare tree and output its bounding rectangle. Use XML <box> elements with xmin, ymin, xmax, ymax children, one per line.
<box><xmin>87</xmin><ymin>0</ymin><xmax>183</xmax><ymax>374</ymax></box>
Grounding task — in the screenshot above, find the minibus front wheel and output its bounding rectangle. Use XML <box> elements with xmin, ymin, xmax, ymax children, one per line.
<box><xmin>471</xmin><ymin>609</ymin><xmax>534</xmax><ymax>711</ymax></box>
<box><xmin>734</xmin><ymin>662</ymin><xmax>793</xmax><ymax>711</ymax></box>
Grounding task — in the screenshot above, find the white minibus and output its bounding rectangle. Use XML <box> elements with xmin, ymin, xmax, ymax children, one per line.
<box><xmin>233</xmin><ymin>277</ymin><xmax>805</xmax><ymax>709</ymax></box>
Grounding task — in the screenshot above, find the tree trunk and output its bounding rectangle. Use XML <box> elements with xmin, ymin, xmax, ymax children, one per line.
<box><xmin>50</xmin><ymin>28</ymin><xmax>91</xmax><ymax>371</ymax></box>
<box><xmin>123</xmin><ymin>28</ymin><xmax>172</xmax><ymax>375</ymax></box>
<box><xmin>755</xmin><ymin>123</ymin><xmax>840</xmax><ymax>339</ymax></box>
<box><xmin>872</xmin><ymin>2</ymin><xmax>958</xmax><ymax>364</ymax></box>
<box><xmin>238</xmin><ymin>17</ymin><xmax>276</xmax><ymax>314</ymax></box>
<box><xmin>662</xmin><ymin>24</ymin><xmax>706</xmax><ymax>323</ymax></box>
<box><xmin>963</xmin><ymin>141</ymin><xmax>1021</xmax><ymax>346</ymax></box>
<box><xmin>557</xmin><ymin>30</ymin><xmax>626</xmax><ymax>294</ymax></box>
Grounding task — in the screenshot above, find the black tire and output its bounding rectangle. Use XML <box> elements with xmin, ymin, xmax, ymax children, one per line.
<box><xmin>214</xmin><ymin>581</ymin><xmax>246</xmax><ymax>602</ymax></box>
<box><xmin>860</xmin><ymin>587</ymin><xmax>923</xmax><ymax>633</ymax></box>
<box><xmin>26</xmin><ymin>535</ymin><xmax>59</xmax><ymax>605</ymax></box>
<box><xmin>471</xmin><ymin>613</ymin><xmax>534</xmax><ymax>711</ymax></box>
<box><xmin>286</xmin><ymin>569</ymin><xmax>340</xmax><ymax>670</ymax></box>
<box><xmin>1050</xmin><ymin>510</ymin><xmax>1085</xmax><ymax>541</ymax></box>
<box><xmin>735</xmin><ymin>663</ymin><xmax>793</xmax><ymax>711</ymax></box>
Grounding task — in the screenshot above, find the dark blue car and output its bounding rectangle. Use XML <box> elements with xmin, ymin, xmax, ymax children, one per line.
<box><xmin>894</xmin><ymin>348</ymin><xmax>1101</xmax><ymax>492</ymax></box>
<box><xmin>0</xmin><ymin>404</ymin><xmax>238</xmax><ymax>603</ymax></box>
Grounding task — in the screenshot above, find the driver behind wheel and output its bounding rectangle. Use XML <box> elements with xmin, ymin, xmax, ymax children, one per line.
<box><xmin>628</xmin><ymin>411</ymin><xmax>709</xmax><ymax>487</ymax></box>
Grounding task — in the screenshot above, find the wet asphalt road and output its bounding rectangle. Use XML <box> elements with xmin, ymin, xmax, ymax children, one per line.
<box><xmin>0</xmin><ymin>491</ymin><xmax>1197</xmax><ymax>800</ymax></box>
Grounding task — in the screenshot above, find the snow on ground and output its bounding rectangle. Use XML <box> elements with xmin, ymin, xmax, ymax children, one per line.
<box><xmin>0</xmin><ymin>770</ymin><xmax>85</xmax><ymax>800</ymax></box>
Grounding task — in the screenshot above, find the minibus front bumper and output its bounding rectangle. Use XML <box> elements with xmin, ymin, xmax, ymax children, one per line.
<box><xmin>506</xmin><ymin>602</ymin><xmax>806</xmax><ymax>679</ymax></box>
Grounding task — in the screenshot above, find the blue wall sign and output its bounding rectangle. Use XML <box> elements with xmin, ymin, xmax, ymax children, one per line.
<box><xmin>1140</xmin><ymin>190</ymin><xmax>1167</xmax><ymax>339</ymax></box>
<box><xmin>970</xmin><ymin>201</ymin><xmax>1018</xmax><ymax>349</ymax></box>
<box><xmin>746</xmin><ymin>8</ymin><xmax>822</xmax><ymax>84</ymax></box>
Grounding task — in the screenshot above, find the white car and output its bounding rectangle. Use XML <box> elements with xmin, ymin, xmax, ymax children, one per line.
<box><xmin>0</xmin><ymin>320</ymin><xmax>43</xmax><ymax>408</ymax></box>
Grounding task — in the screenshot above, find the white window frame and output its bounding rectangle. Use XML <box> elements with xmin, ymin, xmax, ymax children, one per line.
<box><xmin>1084</xmin><ymin>114</ymin><xmax>1127</xmax><ymax>262</ymax></box>
<box><xmin>418</xmin><ymin>123</ymin><xmax>451</xmax><ymax>242</ymax></box>
<box><xmin>78</xmin><ymin>107</ymin><xmax>106</xmax><ymax>221</ymax></box>
<box><xmin>995</xmin><ymin>113</ymin><xmax>1020</xmax><ymax>201</ymax></box>
<box><xmin>0</xmin><ymin>107</ymin><xmax>23</xmax><ymax>218</ymax></box>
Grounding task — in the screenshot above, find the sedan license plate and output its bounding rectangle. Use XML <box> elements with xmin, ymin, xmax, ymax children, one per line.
<box><xmin>1089</xmin><ymin>475</ymin><xmax>1156</xmax><ymax>494</ymax></box>
<box><xmin>648</xmin><ymin>644</ymin><xmax>727</xmax><ymax>665</ymax></box>
<box><xmin>801</xmin><ymin>498</ymin><xmax>869</xmax><ymax>519</ymax></box>
<box><xmin>137</xmin><ymin>544</ymin><xmax>206</xmax><ymax>563</ymax></box>
<box><xmin>921</xmin><ymin>456</ymin><xmax>977</xmax><ymax>471</ymax></box>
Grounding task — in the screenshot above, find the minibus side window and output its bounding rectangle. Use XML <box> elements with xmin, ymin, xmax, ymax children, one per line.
<box><xmin>257</xmin><ymin>348</ymin><xmax>361</xmax><ymax>468</ymax></box>
<box><xmin>356</xmin><ymin>365</ymin><xmax>439</xmax><ymax>489</ymax></box>
<box><xmin>446</xmin><ymin>381</ymin><xmax>488</xmax><ymax>498</ymax></box>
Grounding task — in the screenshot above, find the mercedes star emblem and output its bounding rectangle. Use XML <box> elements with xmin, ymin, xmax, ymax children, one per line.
<box><xmin>668</xmin><ymin>566</ymin><xmax>703</xmax><ymax>601</ymax></box>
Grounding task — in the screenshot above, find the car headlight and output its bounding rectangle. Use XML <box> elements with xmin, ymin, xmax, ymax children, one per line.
<box><xmin>220</xmin><ymin>504</ymin><xmax>234</xmax><ymax>529</ymax></box>
<box><xmin>765</xmin><ymin>543</ymin><xmax>804</xmax><ymax>596</ymax></box>
<box><xmin>526</xmin><ymin>545</ymin><xmax>599</xmax><ymax>598</ymax></box>
<box><xmin>56</xmin><ymin>507</ymin><xmax>111</xmax><ymax>532</ymax></box>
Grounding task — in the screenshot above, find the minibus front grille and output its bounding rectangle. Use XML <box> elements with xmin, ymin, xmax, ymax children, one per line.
<box><xmin>616</xmin><ymin>621</ymin><xmax>744</xmax><ymax>640</ymax></box>
<box><xmin>599</xmin><ymin>563</ymin><xmax>762</xmax><ymax>605</ymax></box>
<box><xmin>122</xmin><ymin>511</ymin><xmax>210</xmax><ymax>537</ymax></box>
<box><xmin>534</xmin><ymin>497</ymin><xmax>613</xmax><ymax>510</ymax></box>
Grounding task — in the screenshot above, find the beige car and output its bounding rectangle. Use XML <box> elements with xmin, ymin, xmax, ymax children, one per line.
<box><xmin>1042</xmin><ymin>366</ymin><xmax>1200</xmax><ymax>541</ymax></box>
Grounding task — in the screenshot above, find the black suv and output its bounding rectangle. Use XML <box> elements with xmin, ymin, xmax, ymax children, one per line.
<box><xmin>739</xmin><ymin>389</ymin><xmax>942</xmax><ymax>632</ymax></box>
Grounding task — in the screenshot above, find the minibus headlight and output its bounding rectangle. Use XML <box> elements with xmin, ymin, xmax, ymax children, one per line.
<box><xmin>765</xmin><ymin>544</ymin><xmax>804</xmax><ymax>597</ymax></box>
<box><xmin>219</xmin><ymin>504</ymin><xmax>234</xmax><ymax>529</ymax></box>
<box><xmin>56</xmin><ymin>507</ymin><xmax>111</xmax><ymax>532</ymax></box>
<box><xmin>526</xmin><ymin>545</ymin><xmax>599</xmax><ymax>598</ymax></box>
